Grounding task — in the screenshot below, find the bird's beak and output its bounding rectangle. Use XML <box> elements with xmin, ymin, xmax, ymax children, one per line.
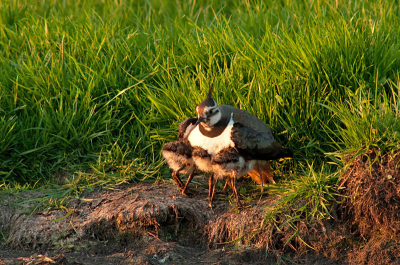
<box><xmin>195</xmin><ymin>116</ymin><xmax>205</xmax><ymax>125</ymax></box>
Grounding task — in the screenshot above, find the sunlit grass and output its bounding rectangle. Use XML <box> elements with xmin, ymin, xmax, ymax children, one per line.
<box><xmin>320</xmin><ymin>80</ymin><xmax>400</xmax><ymax>157</ymax></box>
<box><xmin>0</xmin><ymin>0</ymin><xmax>400</xmax><ymax>228</ymax></box>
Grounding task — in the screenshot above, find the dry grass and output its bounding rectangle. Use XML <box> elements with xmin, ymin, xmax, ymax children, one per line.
<box><xmin>340</xmin><ymin>149</ymin><xmax>400</xmax><ymax>238</ymax></box>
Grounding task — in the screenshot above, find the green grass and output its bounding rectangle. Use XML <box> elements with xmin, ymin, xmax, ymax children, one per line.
<box><xmin>1</xmin><ymin>0</ymin><xmax>400</xmax><ymax>230</ymax></box>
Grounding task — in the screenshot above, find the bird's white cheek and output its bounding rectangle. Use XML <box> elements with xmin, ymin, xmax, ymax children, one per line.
<box><xmin>209</xmin><ymin>112</ymin><xmax>222</xmax><ymax>126</ymax></box>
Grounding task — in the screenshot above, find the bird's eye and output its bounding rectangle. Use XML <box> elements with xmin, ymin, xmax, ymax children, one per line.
<box><xmin>210</xmin><ymin>109</ymin><xmax>218</xmax><ymax>115</ymax></box>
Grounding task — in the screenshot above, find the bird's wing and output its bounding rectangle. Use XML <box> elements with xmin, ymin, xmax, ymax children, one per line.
<box><xmin>231</xmin><ymin>123</ymin><xmax>292</xmax><ymax>160</ymax></box>
<box><xmin>219</xmin><ymin>105</ymin><xmax>273</xmax><ymax>134</ymax></box>
<box><xmin>192</xmin><ymin>146</ymin><xmax>210</xmax><ymax>158</ymax></box>
<box><xmin>162</xmin><ymin>140</ymin><xmax>193</xmax><ymax>157</ymax></box>
<box><xmin>178</xmin><ymin>118</ymin><xmax>198</xmax><ymax>139</ymax></box>
<box><xmin>211</xmin><ymin>148</ymin><xmax>240</xmax><ymax>165</ymax></box>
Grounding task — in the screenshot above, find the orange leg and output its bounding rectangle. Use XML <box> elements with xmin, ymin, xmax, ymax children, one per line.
<box><xmin>258</xmin><ymin>165</ymin><xmax>264</xmax><ymax>193</ymax></box>
<box><xmin>181</xmin><ymin>167</ymin><xmax>196</xmax><ymax>196</ymax></box>
<box><xmin>172</xmin><ymin>166</ymin><xmax>185</xmax><ymax>190</ymax></box>
<box><xmin>231</xmin><ymin>176</ymin><xmax>243</xmax><ymax>208</ymax></box>
<box><xmin>208</xmin><ymin>175</ymin><xmax>218</xmax><ymax>209</ymax></box>
<box><xmin>207</xmin><ymin>173</ymin><xmax>214</xmax><ymax>201</ymax></box>
<box><xmin>221</xmin><ymin>180</ymin><xmax>231</xmax><ymax>194</ymax></box>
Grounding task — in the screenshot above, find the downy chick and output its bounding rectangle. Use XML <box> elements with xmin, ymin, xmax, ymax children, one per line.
<box><xmin>210</xmin><ymin>147</ymin><xmax>249</xmax><ymax>208</ymax></box>
<box><xmin>162</xmin><ymin>118</ymin><xmax>197</xmax><ymax>195</ymax></box>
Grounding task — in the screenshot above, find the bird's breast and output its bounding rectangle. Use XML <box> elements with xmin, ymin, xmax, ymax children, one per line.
<box><xmin>188</xmin><ymin>119</ymin><xmax>235</xmax><ymax>156</ymax></box>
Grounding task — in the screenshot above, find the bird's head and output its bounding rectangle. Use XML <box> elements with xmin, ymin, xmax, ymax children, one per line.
<box><xmin>195</xmin><ymin>77</ymin><xmax>221</xmax><ymax>128</ymax></box>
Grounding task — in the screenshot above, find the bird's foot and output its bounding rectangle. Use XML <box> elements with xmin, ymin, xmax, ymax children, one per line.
<box><xmin>220</xmin><ymin>188</ymin><xmax>228</xmax><ymax>195</ymax></box>
<box><xmin>180</xmin><ymin>188</ymin><xmax>196</xmax><ymax>196</ymax></box>
<box><xmin>208</xmin><ymin>202</ymin><xmax>215</xmax><ymax>214</ymax></box>
<box><xmin>235</xmin><ymin>200</ymin><xmax>244</xmax><ymax>208</ymax></box>
<box><xmin>236</xmin><ymin>203</ymin><xmax>244</xmax><ymax>209</ymax></box>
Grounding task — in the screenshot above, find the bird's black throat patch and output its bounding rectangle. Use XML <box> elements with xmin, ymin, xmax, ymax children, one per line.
<box><xmin>198</xmin><ymin>115</ymin><xmax>231</xmax><ymax>138</ymax></box>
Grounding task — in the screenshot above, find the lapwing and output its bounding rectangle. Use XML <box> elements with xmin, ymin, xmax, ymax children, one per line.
<box><xmin>163</xmin><ymin>117</ymin><xmax>231</xmax><ymax>198</ymax></box>
<box><xmin>162</xmin><ymin>118</ymin><xmax>198</xmax><ymax>195</ymax></box>
<box><xmin>187</xmin><ymin>81</ymin><xmax>293</xmax><ymax>192</ymax></box>
<box><xmin>210</xmin><ymin>147</ymin><xmax>248</xmax><ymax>207</ymax></box>
<box><xmin>191</xmin><ymin>146</ymin><xmax>215</xmax><ymax>201</ymax></box>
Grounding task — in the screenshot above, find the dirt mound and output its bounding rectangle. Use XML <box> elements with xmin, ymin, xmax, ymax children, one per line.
<box><xmin>207</xmin><ymin>203</ymin><xmax>271</xmax><ymax>248</ymax></box>
<box><xmin>0</xmin><ymin>179</ymin><xmax>345</xmax><ymax>264</ymax></box>
<box><xmin>336</xmin><ymin>149</ymin><xmax>400</xmax><ymax>264</ymax></box>
<box><xmin>339</xmin><ymin>150</ymin><xmax>400</xmax><ymax>237</ymax></box>
<box><xmin>2</xmin><ymin>165</ymin><xmax>400</xmax><ymax>264</ymax></box>
<box><xmin>1</xmin><ymin>183</ymin><xmax>217</xmax><ymax>251</ymax></box>
<box><xmin>207</xmin><ymin>148</ymin><xmax>400</xmax><ymax>264</ymax></box>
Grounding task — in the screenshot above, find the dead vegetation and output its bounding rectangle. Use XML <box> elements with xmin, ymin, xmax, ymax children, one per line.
<box><xmin>332</xmin><ymin>149</ymin><xmax>400</xmax><ymax>264</ymax></box>
<box><xmin>208</xmin><ymin>148</ymin><xmax>400</xmax><ymax>264</ymax></box>
<box><xmin>0</xmin><ymin>179</ymin><xmax>340</xmax><ymax>264</ymax></box>
<box><xmin>340</xmin><ymin>149</ymin><xmax>400</xmax><ymax>237</ymax></box>
<box><xmin>2</xmin><ymin>153</ymin><xmax>400</xmax><ymax>265</ymax></box>
<box><xmin>0</xmin><ymin>183</ymin><xmax>216</xmax><ymax>251</ymax></box>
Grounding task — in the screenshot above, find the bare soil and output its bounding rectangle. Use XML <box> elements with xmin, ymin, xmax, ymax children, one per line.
<box><xmin>337</xmin><ymin>150</ymin><xmax>400</xmax><ymax>265</ymax></box>
<box><xmin>0</xmin><ymin>162</ymin><xmax>399</xmax><ymax>265</ymax></box>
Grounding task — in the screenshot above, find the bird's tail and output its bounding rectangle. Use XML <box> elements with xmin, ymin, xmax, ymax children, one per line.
<box><xmin>283</xmin><ymin>148</ymin><xmax>293</xmax><ymax>158</ymax></box>
<box><xmin>247</xmin><ymin>162</ymin><xmax>276</xmax><ymax>185</ymax></box>
<box><xmin>270</xmin><ymin>147</ymin><xmax>293</xmax><ymax>161</ymax></box>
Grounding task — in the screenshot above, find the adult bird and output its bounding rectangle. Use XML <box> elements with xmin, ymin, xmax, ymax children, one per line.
<box><xmin>187</xmin><ymin>80</ymin><xmax>293</xmax><ymax>195</ymax></box>
<box><xmin>162</xmin><ymin>118</ymin><xmax>229</xmax><ymax>198</ymax></box>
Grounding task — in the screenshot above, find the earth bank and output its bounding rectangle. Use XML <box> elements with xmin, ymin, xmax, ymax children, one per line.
<box><xmin>1</xmin><ymin>151</ymin><xmax>400</xmax><ymax>265</ymax></box>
